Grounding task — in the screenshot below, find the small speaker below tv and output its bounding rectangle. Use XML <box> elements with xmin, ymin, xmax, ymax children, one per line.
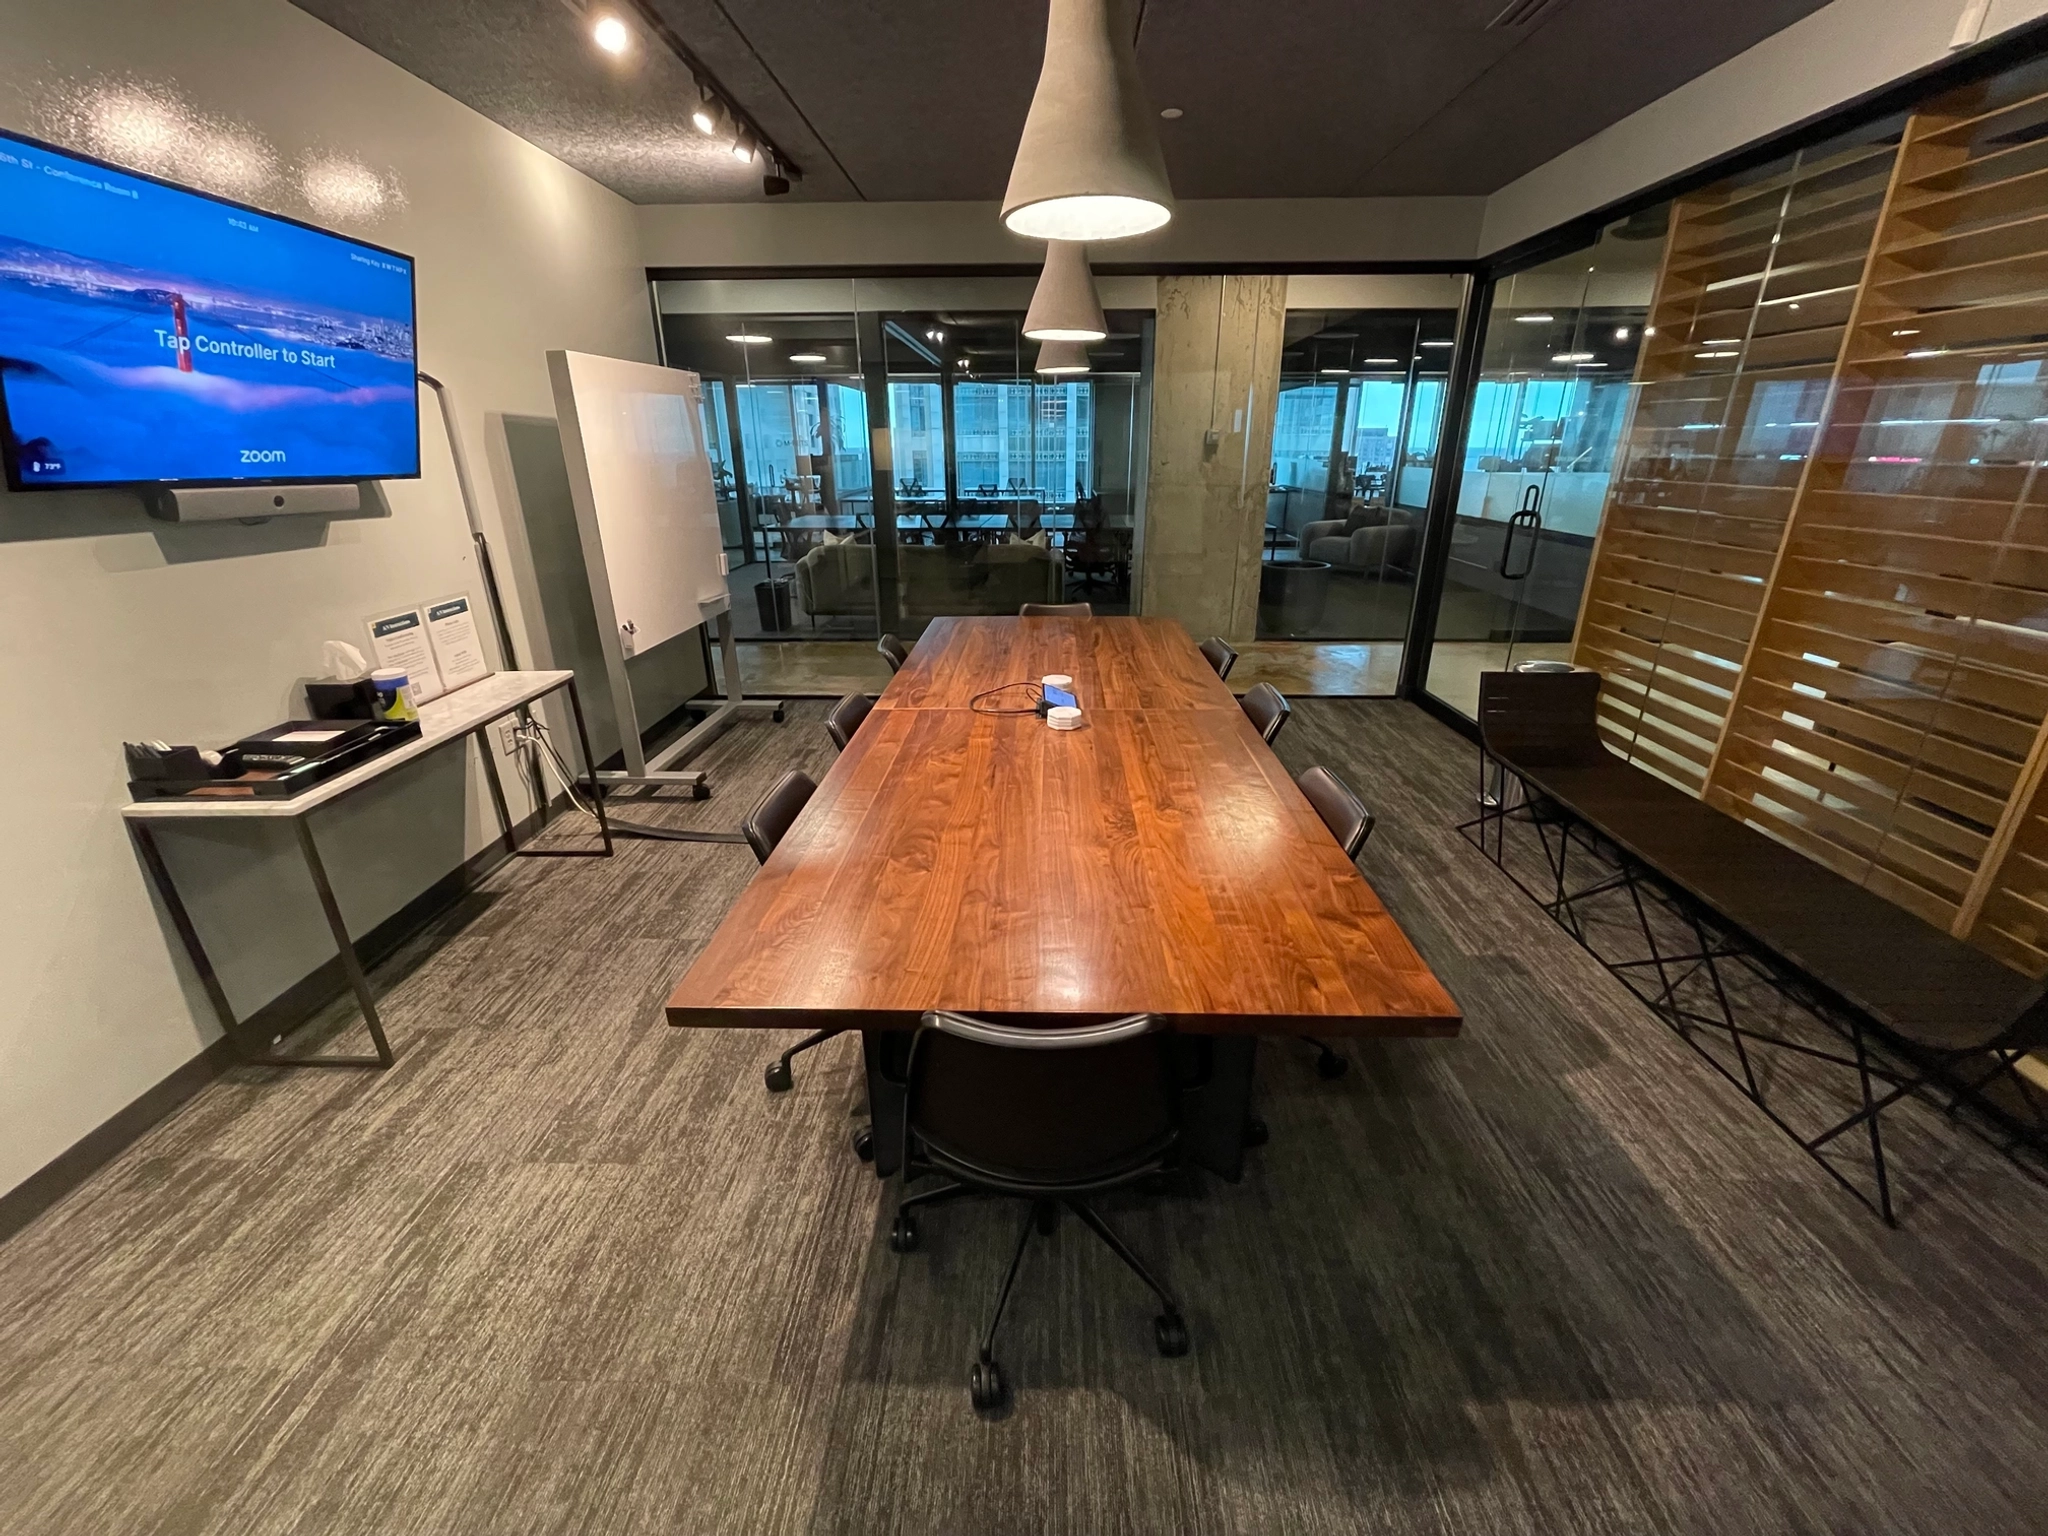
<box><xmin>147</xmin><ymin>483</ymin><xmax>363</xmax><ymax>522</ymax></box>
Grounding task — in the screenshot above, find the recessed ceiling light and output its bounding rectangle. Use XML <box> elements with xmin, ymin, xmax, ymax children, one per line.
<box><xmin>1319</xmin><ymin>367</ymin><xmax>1349</xmax><ymax>375</ymax></box>
<box><xmin>1420</xmin><ymin>340</ymin><xmax>1453</xmax><ymax>348</ymax></box>
<box><xmin>1614</xmin><ymin>327</ymin><xmax>1631</xmax><ymax>341</ymax></box>
<box><xmin>1552</xmin><ymin>352</ymin><xmax>1594</xmax><ymax>363</ymax></box>
<box><xmin>1160</xmin><ymin>107</ymin><xmax>1183</xmax><ymax>120</ymax></box>
<box><xmin>592</xmin><ymin>15</ymin><xmax>630</xmax><ymax>54</ymax></box>
<box><xmin>1362</xmin><ymin>356</ymin><xmax>1401</xmax><ymax>365</ymax></box>
<box><xmin>1515</xmin><ymin>313</ymin><xmax>1555</xmax><ymax>324</ymax></box>
<box><xmin>1701</xmin><ymin>337</ymin><xmax>1740</xmax><ymax>345</ymax></box>
<box><xmin>788</xmin><ymin>352</ymin><xmax>827</xmax><ymax>364</ymax></box>
<box><xmin>1696</xmin><ymin>350</ymin><xmax>1738</xmax><ymax>359</ymax></box>
<box><xmin>1893</xmin><ymin>328</ymin><xmax>1921</xmax><ymax>337</ymax></box>
<box><xmin>1906</xmin><ymin>348</ymin><xmax>1945</xmax><ymax>359</ymax></box>
<box><xmin>726</xmin><ymin>333</ymin><xmax>770</xmax><ymax>344</ymax></box>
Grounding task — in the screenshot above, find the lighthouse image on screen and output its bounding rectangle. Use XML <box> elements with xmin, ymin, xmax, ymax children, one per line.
<box><xmin>0</xmin><ymin>131</ymin><xmax>417</xmax><ymax>490</ymax></box>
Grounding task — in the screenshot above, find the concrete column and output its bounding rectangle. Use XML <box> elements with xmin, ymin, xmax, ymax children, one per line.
<box><xmin>1138</xmin><ymin>274</ymin><xmax>1286</xmax><ymax>643</ymax></box>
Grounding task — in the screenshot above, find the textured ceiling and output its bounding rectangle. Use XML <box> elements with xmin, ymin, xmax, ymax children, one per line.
<box><xmin>288</xmin><ymin>0</ymin><xmax>1834</xmax><ymax>206</ymax></box>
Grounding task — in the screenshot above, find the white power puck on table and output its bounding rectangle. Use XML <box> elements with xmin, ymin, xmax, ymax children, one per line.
<box><xmin>1047</xmin><ymin>705</ymin><xmax>1083</xmax><ymax>731</ymax></box>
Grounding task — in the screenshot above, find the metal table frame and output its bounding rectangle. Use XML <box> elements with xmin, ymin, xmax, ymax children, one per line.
<box><xmin>127</xmin><ymin>673</ymin><xmax>611</xmax><ymax>1071</ymax></box>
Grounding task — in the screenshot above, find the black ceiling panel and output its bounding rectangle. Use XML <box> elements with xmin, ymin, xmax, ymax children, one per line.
<box><xmin>287</xmin><ymin>0</ymin><xmax>1834</xmax><ymax>206</ymax></box>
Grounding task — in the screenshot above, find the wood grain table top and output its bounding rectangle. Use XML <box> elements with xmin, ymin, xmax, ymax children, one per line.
<box><xmin>667</xmin><ymin>616</ymin><xmax>1461</xmax><ymax>1036</ymax></box>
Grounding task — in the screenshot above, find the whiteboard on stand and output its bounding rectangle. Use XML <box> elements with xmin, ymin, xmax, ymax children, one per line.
<box><xmin>547</xmin><ymin>350</ymin><xmax>729</xmax><ymax>661</ymax></box>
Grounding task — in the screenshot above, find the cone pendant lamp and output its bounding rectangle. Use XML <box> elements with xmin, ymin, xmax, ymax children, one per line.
<box><xmin>1035</xmin><ymin>339</ymin><xmax>1092</xmax><ymax>375</ymax></box>
<box><xmin>1003</xmin><ymin>0</ymin><xmax>1174</xmax><ymax>241</ymax></box>
<box><xmin>1023</xmin><ymin>241</ymin><xmax>1108</xmax><ymax>341</ymax></box>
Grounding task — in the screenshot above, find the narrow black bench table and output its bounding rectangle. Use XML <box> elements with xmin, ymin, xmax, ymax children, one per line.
<box><xmin>1467</xmin><ymin>668</ymin><xmax>2047</xmax><ymax>1223</ymax></box>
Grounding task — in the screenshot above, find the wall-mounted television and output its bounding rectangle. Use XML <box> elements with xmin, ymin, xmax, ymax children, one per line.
<box><xmin>0</xmin><ymin>128</ymin><xmax>419</xmax><ymax>492</ymax></box>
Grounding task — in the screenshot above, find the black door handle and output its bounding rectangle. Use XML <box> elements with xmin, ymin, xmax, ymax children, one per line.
<box><xmin>1499</xmin><ymin>484</ymin><xmax>1543</xmax><ymax>580</ymax></box>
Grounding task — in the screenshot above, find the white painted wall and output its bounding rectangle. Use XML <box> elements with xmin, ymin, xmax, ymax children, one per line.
<box><xmin>0</xmin><ymin>0</ymin><xmax>657</xmax><ymax>1201</ymax></box>
<box><xmin>1481</xmin><ymin>0</ymin><xmax>2048</xmax><ymax>254</ymax></box>
<box><xmin>638</xmin><ymin>197</ymin><xmax>1488</xmax><ymax>269</ymax></box>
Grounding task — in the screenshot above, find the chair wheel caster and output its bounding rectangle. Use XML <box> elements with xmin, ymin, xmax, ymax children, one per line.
<box><xmin>763</xmin><ymin>1059</ymin><xmax>793</xmax><ymax>1093</ymax></box>
<box><xmin>1154</xmin><ymin>1313</ymin><xmax>1190</xmax><ymax>1357</ymax></box>
<box><xmin>853</xmin><ymin>1127</ymin><xmax>874</xmax><ymax>1162</ymax></box>
<box><xmin>1242</xmin><ymin>1114</ymin><xmax>1269</xmax><ymax>1148</ymax></box>
<box><xmin>970</xmin><ymin>1356</ymin><xmax>1005</xmax><ymax>1413</ymax></box>
<box><xmin>1316</xmin><ymin>1050</ymin><xmax>1349</xmax><ymax>1080</ymax></box>
<box><xmin>889</xmin><ymin>1213</ymin><xmax>920</xmax><ymax>1253</ymax></box>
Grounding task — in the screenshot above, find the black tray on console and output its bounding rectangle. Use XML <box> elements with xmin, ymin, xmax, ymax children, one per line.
<box><xmin>128</xmin><ymin>718</ymin><xmax>423</xmax><ymax>802</ymax></box>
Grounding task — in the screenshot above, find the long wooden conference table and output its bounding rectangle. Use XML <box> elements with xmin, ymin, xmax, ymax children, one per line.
<box><xmin>667</xmin><ymin>615</ymin><xmax>1460</xmax><ymax>1178</ymax></box>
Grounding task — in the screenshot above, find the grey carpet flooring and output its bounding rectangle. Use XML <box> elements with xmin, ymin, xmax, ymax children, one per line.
<box><xmin>3</xmin><ymin>700</ymin><xmax>2048</xmax><ymax>1535</ymax></box>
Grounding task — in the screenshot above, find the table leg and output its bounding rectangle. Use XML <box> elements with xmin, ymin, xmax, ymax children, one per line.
<box><xmin>565</xmin><ymin>677</ymin><xmax>614</xmax><ymax>857</ymax></box>
<box><xmin>476</xmin><ymin>726</ymin><xmax>518</xmax><ymax>856</ymax></box>
<box><xmin>129</xmin><ymin>819</ymin><xmax>392</xmax><ymax>1070</ymax></box>
<box><xmin>497</xmin><ymin>681</ymin><xmax>613</xmax><ymax>858</ymax></box>
<box><xmin>862</xmin><ymin>1030</ymin><xmax>909</xmax><ymax>1179</ymax></box>
<box><xmin>1179</xmin><ymin>1036</ymin><xmax>1256</xmax><ymax>1182</ymax></box>
<box><xmin>129</xmin><ymin>821</ymin><xmax>241</xmax><ymax>1041</ymax></box>
<box><xmin>292</xmin><ymin>817</ymin><xmax>396</xmax><ymax>1068</ymax></box>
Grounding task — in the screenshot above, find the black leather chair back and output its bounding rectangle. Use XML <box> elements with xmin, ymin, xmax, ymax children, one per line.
<box><xmin>825</xmin><ymin>692</ymin><xmax>874</xmax><ymax>752</ymax></box>
<box><xmin>906</xmin><ymin>1013</ymin><xmax>1176</xmax><ymax>1189</ymax></box>
<box><xmin>1199</xmin><ymin>637</ymin><xmax>1238</xmax><ymax>681</ymax></box>
<box><xmin>877</xmin><ymin>634</ymin><xmax>910</xmax><ymax>673</ymax></box>
<box><xmin>1241</xmin><ymin>682</ymin><xmax>1291</xmax><ymax>745</ymax></box>
<box><xmin>1297</xmin><ymin>766</ymin><xmax>1375</xmax><ymax>861</ymax></box>
<box><xmin>742</xmin><ymin>769</ymin><xmax>817</xmax><ymax>865</ymax></box>
<box><xmin>1476</xmin><ymin>671</ymin><xmax>1608</xmax><ymax>768</ymax></box>
<box><xmin>1019</xmin><ymin>602</ymin><xmax>1094</xmax><ymax>617</ymax></box>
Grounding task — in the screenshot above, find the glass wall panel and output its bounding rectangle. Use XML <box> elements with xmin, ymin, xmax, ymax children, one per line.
<box><xmin>655</xmin><ymin>277</ymin><xmax>1152</xmax><ymax>651</ymax></box>
<box><xmin>660</xmin><ymin>296</ymin><xmax>878</xmax><ymax>643</ymax></box>
<box><xmin>1258</xmin><ymin>304</ymin><xmax>1459</xmax><ymax>650</ymax></box>
<box><xmin>876</xmin><ymin>310</ymin><xmax>1143</xmax><ymax>626</ymax></box>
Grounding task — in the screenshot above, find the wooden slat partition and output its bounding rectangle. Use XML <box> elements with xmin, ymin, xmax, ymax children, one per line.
<box><xmin>1571</xmin><ymin>138</ymin><xmax>1901</xmax><ymax>793</ymax></box>
<box><xmin>1693</xmin><ymin>72</ymin><xmax>2048</xmax><ymax>954</ymax></box>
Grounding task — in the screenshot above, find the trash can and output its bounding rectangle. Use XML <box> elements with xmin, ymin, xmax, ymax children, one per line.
<box><xmin>1258</xmin><ymin>559</ymin><xmax>1332</xmax><ymax>636</ymax></box>
<box><xmin>754</xmin><ymin>575</ymin><xmax>794</xmax><ymax>633</ymax></box>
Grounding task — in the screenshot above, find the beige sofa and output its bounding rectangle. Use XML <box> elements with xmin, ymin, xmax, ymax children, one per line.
<box><xmin>796</xmin><ymin>539</ymin><xmax>1065</xmax><ymax>620</ymax></box>
<box><xmin>1299</xmin><ymin>507</ymin><xmax>1419</xmax><ymax>573</ymax></box>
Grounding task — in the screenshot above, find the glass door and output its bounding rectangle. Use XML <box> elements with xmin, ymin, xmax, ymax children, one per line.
<box><xmin>1424</xmin><ymin>217</ymin><xmax>1666</xmax><ymax>718</ymax></box>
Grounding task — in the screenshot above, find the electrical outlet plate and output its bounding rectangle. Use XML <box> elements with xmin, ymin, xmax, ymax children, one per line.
<box><xmin>495</xmin><ymin>720</ymin><xmax>521</xmax><ymax>756</ymax></box>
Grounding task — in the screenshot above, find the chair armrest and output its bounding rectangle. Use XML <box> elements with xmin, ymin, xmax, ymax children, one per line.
<box><xmin>1299</xmin><ymin>520</ymin><xmax>1345</xmax><ymax>545</ymax></box>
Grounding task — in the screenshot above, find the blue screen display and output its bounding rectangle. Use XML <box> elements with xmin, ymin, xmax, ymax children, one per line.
<box><xmin>0</xmin><ymin>131</ymin><xmax>418</xmax><ymax>489</ymax></box>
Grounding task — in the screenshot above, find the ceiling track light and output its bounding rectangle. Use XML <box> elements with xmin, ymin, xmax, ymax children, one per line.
<box><xmin>1002</xmin><ymin>0</ymin><xmax>1174</xmax><ymax>241</ymax></box>
<box><xmin>584</xmin><ymin>0</ymin><xmax>802</xmax><ymax>188</ymax></box>
<box><xmin>1023</xmin><ymin>240</ymin><xmax>1108</xmax><ymax>341</ymax></box>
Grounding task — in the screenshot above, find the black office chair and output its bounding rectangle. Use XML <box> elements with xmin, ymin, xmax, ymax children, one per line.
<box><xmin>878</xmin><ymin>633</ymin><xmax>910</xmax><ymax>673</ymax></box>
<box><xmin>1298</xmin><ymin>765</ymin><xmax>1376</xmax><ymax>859</ymax></box>
<box><xmin>1297</xmin><ymin>765</ymin><xmax>1378</xmax><ymax>1080</ymax></box>
<box><xmin>1241</xmin><ymin>682</ymin><xmax>1291</xmax><ymax>745</ymax></box>
<box><xmin>743</xmin><ymin>771</ymin><xmax>850</xmax><ymax>1098</ymax></box>
<box><xmin>1019</xmin><ymin>601</ymin><xmax>1093</xmax><ymax>617</ymax></box>
<box><xmin>1199</xmin><ymin>636</ymin><xmax>1238</xmax><ymax>681</ymax></box>
<box><xmin>825</xmin><ymin>692</ymin><xmax>874</xmax><ymax>752</ymax></box>
<box><xmin>889</xmin><ymin>1010</ymin><xmax>1192</xmax><ymax>1413</ymax></box>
